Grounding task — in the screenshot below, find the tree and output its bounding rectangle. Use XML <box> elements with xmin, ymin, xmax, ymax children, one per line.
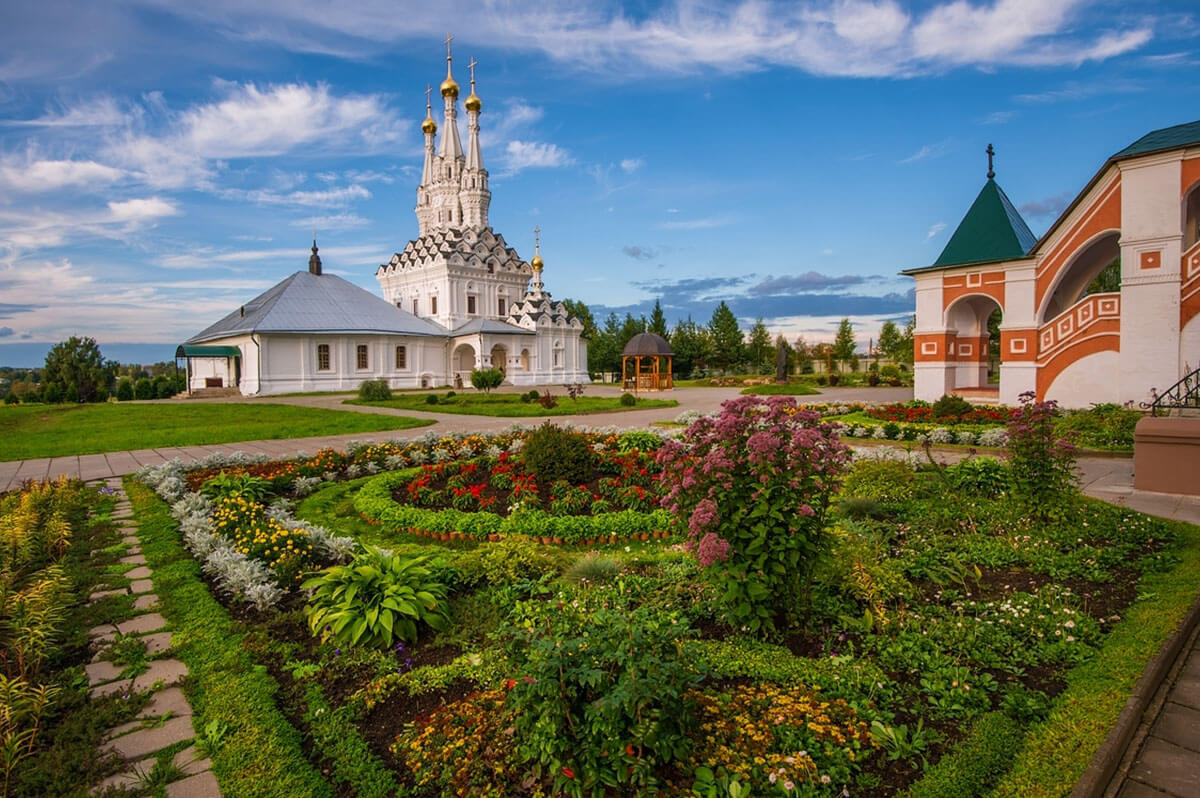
<box><xmin>619</xmin><ymin>313</ymin><xmax>646</xmax><ymax>351</ymax></box>
<box><xmin>41</xmin><ymin>336</ymin><xmax>116</xmax><ymax>403</ymax></box>
<box><xmin>561</xmin><ymin>298</ymin><xmax>597</xmax><ymax>341</ymax></box>
<box><xmin>470</xmin><ymin>368</ymin><xmax>504</xmax><ymax>393</ymax></box>
<box><xmin>793</xmin><ymin>335</ymin><xmax>813</xmax><ymax>373</ymax></box>
<box><xmin>648</xmin><ymin>299</ymin><xmax>668</xmax><ymax>337</ymax></box>
<box><xmin>707</xmin><ymin>302</ymin><xmax>744</xmax><ymax>373</ymax></box>
<box><xmin>670</xmin><ymin>317</ymin><xmax>710</xmax><ymax>379</ymax></box>
<box><xmin>746</xmin><ymin>318</ymin><xmax>773</xmax><ymax>374</ymax></box>
<box><xmin>877</xmin><ymin>320</ymin><xmax>902</xmax><ymax>362</ymax></box>
<box><xmin>832</xmin><ymin>318</ymin><xmax>856</xmax><ymax>362</ymax></box>
<box><xmin>589</xmin><ymin>313</ymin><xmax>623</xmax><ymax>377</ymax></box>
<box><xmin>1086</xmin><ymin>257</ymin><xmax>1121</xmax><ymax>295</ymax></box>
<box><xmin>897</xmin><ymin>315</ymin><xmax>916</xmax><ymax>364</ymax></box>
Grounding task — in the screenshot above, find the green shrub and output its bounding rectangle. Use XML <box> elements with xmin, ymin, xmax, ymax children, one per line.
<box><xmin>932</xmin><ymin>394</ymin><xmax>973</xmax><ymax>420</ymax></box>
<box><xmin>881</xmin><ymin>364</ymin><xmax>901</xmax><ymax>379</ymax></box>
<box><xmin>424</xmin><ymin>393</ymin><xmax>439</xmax><ymax>405</ymax></box>
<box><xmin>619</xmin><ymin>392</ymin><xmax>636</xmax><ymax>407</ymax></box>
<box><xmin>522</xmin><ymin>423</ymin><xmax>594</xmax><ymax>486</ymax></box>
<box><xmin>303</xmin><ymin>547</ymin><xmax>450</xmax><ymax>648</ymax></box>
<box><xmin>1008</xmin><ymin>393</ymin><xmax>1077</xmax><ymax>523</ymax></box>
<box><xmin>562</xmin><ymin>552</ymin><xmax>622</xmax><ymax>585</ymax></box>
<box><xmin>42</xmin><ymin>383</ymin><xmax>62</xmax><ymax>403</ymax></box>
<box><xmin>133</xmin><ymin>377</ymin><xmax>153</xmax><ymax>400</ymax></box>
<box><xmin>828</xmin><ymin>373</ymin><xmax>841</xmax><ymax>386</ymax></box>
<box><xmin>115</xmin><ymin>378</ymin><xmax>134</xmax><ymax>401</ymax></box>
<box><xmin>817</xmin><ymin>374</ymin><xmax>828</xmax><ymax>386</ymax></box>
<box><xmin>1055</xmin><ymin>403</ymin><xmax>1140</xmax><ymax>450</ymax></box>
<box><xmin>201</xmin><ymin>472</ymin><xmax>273</xmax><ymax>502</ymax></box>
<box><xmin>867</xmin><ymin>371</ymin><xmax>881</xmax><ymax>386</ymax></box>
<box><xmin>358</xmin><ymin>379</ymin><xmax>392</xmax><ymax>402</ymax></box>
<box><xmin>520</xmin><ymin>393</ymin><xmax>533</xmax><ymax>404</ymax></box>
<box><xmin>902</xmin><ymin>712</ymin><xmax>1022</xmax><ymax>798</ymax></box>
<box><xmin>445</xmin><ymin>390</ymin><xmax>456</xmax><ymax>398</ymax></box>
<box><xmin>946</xmin><ymin>457</ymin><xmax>1008</xmax><ymax>498</ymax></box>
<box><xmin>526</xmin><ymin>389</ymin><xmax>541</xmax><ymax>402</ymax></box>
<box><xmin>502</xmin><ymin>596</ymin><xmax>700</xmax><ymax>794</ymax></box>
<box><xmin>617</xmin><ymin>430</ymin><xmax>661</xmax><ymax>452</ymax></box>
<box><xmin>842</xmin><ymin>458</ymin><xmax>916</xmax><ymax>504</ymax></box>
<box><xmin>454</xmin><ymin>536</ymin><xmax>565</xmax><ymax>587</ymax></box>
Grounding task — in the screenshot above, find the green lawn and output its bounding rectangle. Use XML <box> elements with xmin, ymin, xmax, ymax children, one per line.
<box><xmin>739</xmin><ymin>383</ymin><xmax>821</xmax><ymax>396</ymax></box>
<box><xmin>0</xmin><ymin>403</ymin><xmax>433</xmax><ymax>461</ymax></box>
<box><xmin>346</xmin><ymin>393</ymin><xmax>678</xmax><ymax>417</ymax></box>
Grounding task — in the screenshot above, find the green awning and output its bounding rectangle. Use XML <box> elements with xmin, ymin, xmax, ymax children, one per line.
<box><xmin>176</xmin><ymin>345</ymin><xmax>241</xmax><ymax>358</ymax></box>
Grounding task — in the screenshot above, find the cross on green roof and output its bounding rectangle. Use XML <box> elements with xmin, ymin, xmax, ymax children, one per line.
<box><xmin>930</xmin><ymin>178</ymin><xmax>1037</xmax><ymax>269</ymax></box>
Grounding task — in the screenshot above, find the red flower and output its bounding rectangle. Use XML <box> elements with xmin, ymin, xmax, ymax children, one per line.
<box><xmin>625</xmin><ymin>744</ymin><xmax>635</xmax><ymax>756</ymax></box>
<box><xmin>504</xmin><ymin>679</ymin><xmax>516</xmax><ymax>690</ymax></box>
<box><xmin>562</xmin><ymin>767</ymin><xmax>575</xmax><ymax>779</ymax></box>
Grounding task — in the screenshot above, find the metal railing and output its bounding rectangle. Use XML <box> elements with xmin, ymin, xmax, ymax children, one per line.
<box><xmin>1143</xmin><ymin>365</ymin><xmax>1200</xmax><ymax>416</ymax></box>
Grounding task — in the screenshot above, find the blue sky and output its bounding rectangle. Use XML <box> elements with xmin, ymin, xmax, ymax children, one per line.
<box><xmin>1</xmin><ymin>0</ymin><xmax>1197</xmax><ymax>366</ymax></box>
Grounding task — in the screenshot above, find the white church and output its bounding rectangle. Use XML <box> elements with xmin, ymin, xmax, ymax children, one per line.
<box><xmin>182</xmin><ymin>44</ymin><xmax>589</xmax><ymax>395</ymax></box>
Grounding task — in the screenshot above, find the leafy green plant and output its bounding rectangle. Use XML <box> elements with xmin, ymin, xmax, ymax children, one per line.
<box><xmin>619</xmin><ymin>392</ymin><xmax>637</xmax><ymax>407</ymax></box>
<box><xmin>932</xmin><ymin>394</ymin><xmax>973</xmax><ymax>421</ymax></box>
<box><xmin>871</xmin><ymin>718</ymin><xmax>936</xmax><ymax>767</ymax></box>
<box><xmin>454</xmin><ymin>536</ymin><xmax>566</xmax><ymax>588</ymax></box>
<box><xmin>1007</xmin><ymin>392</ymin><xmax>1078</xmax><ymax>523</ymax></box>
<box><xmin>841</xmin><ymin>458</ymin><xmax>917</xmax><ymax>504</ymax></box>
<box><xmin>501</xmin><ymin>595</ymin><xmax>701</xmax><ymax>796</ymax></box>
<box><xmin>617</xmin><ymin>430</ymin><xmax>661</xmax><ymax>452</ymax></box>
<box><xmin>194</xmin><ymin>716</ymin><xmax>230</xmax><ymax>758</ymax></box>
<box><xmin>424</xmin><ymin>393</ymin><xmax>439</xmax><ymax>405</ymax></box>
<box><xmin>357</xmin><ymin>379</ymin><xmax>392</xmax><ymax>401</ymax></box>
<box><xmin>562</xmin><ymin>552</ymin><xmax>622</xmax><ymax>585</ymax></box>
<box><xmin>200</xmin><ymin>471</ymin><xmax>273</xmax><ymax>503</ymax></box>
<box><xmin>303</xmin><ymin>547</ymin><xmax>450</xmax><ymax>648</ymax></box>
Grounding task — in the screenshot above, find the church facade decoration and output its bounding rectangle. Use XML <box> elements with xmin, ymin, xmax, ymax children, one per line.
<box><xmin>184</xmin><ymin>40</ymin><xmax>588</xmax><ymax>395</ymax></box>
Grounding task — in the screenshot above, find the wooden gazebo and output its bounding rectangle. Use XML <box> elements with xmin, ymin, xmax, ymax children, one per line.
<box><xmin>621</xmin><ymin>333</ymin><xmax>674</xmax><ymax>392</ymax></box>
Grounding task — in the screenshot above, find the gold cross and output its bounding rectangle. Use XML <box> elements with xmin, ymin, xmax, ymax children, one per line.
<box><xmin>445</xmin><ymin>33</ymin><xmax>453</xmax><ymax>58</ymax></box>
<box><xmin>468</xmin><ymin>57</ymin><xmax>477</xmax><ymax>85</ymax></box>
<box><xmin>425</xmin><ymin>84</ymin><xmax>432</xmax><ymax>109</ymax></box>
<box><xmin>534</xmin><ymin>225</ymin><xmax>541</xmax><ymax>250</ymax></box>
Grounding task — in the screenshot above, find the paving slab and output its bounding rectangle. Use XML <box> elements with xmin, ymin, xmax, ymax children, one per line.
<box><xmin>171</xmin><ymin>745</ymin><xmax>211</xmax><ymax>777</ymax></box>
<box><xmin>165</xmin><ymin>770</ymin><xmax>220</xmax><ymax>798</ymax></box>
<box><xmin>88</xmin><ymin>679</ymin><xmax>134</xmax><ymax>699</ymax></box>
<box><xmin>123</xmin><ymin>565</ymin><xmax>152</xmax><ymax>580</ymax></box>
<box><xmin>121</xmin><ymin>536</ymin><xmax>140</xmax><ymax>546</ymax></box>
<box><xmin>129</xmin><ymin>579</ymin><xmax>154</xmax><ymax>594</ymax></box>
<box><xmin>140</xmin><ymin>687</ymin><xmax>193</xmax><ymax>720</ymax></box>
<box><xmin>85</xmin><ymin>660</ymin><xmax>124</xmax><ymax>685</ymax></box>
<box><xmin>1127</xmin><ymin>737</ymin><xmax>1200</xmax><ymax>797</ymax></box>
<box><xmin>1166</xmin><ymin>669</ymin><xmax>1200</xmax><ymax>713</ymax></box>
<box><xmin>101</xmin><ymin>715</ymin><xmax>194</xmax><ymax>760</ymax></box>
<box><xmin>88</xmin><ymin>623</ymin><xmax>119</xmax><ymax>640</ymax></box>
<box><xmin>78</xmin><ymin>453</ymin><xmax>115</xmax><ymax>481</ymax></box>
<box><xmin>103</xmin><ymin>451</ymin><xmax>141</xmax><ymax>477</ymax></box>
<box><xmin>119</xmin><ymin>554</ymin><xmax>147</xmax><ymax>565</ymax></box>
<box><xmin>132</xmin><ymin>594</ymin><xmax>159</xmax><ymax>611</ymax></box>
<box><xmin>139</xmin><ymin>632</ymin><xmax>173</xmax><ymax>655</ymax></box>
<box><xmin>0</xmin><ymin>460</ymin><xmax>23</xmax><ymax>493</ymax></box>
<box><xmin>89</xmin><ymin>589</ymin><xmax>127</xmax><ymax>602</ymax></box>
<box><xmin>1150</xmin><ymin>702</ymin><xmax>1200</xmax><ymax>753</ymax></box>
<box><xmin>115</xmin><ymin>613</ymin><xmax>167</xmax><ymax>636</ymax></box>
<box><xmin>1116</xmin><ymin>779</ymin><xmax>1175</xmax><ymax>798</ymax></box>
<box><xmin>14</xmin><ymin>458</ymin><xmax>50</xmax><ymax>483</ymax></box>
<box><xmin>128</xmin><ymin>659</ymin><xmax>188</xmax><ymax>692</ymax></box>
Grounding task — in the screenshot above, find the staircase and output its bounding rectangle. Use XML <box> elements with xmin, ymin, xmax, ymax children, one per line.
<box><xmin>174</xmin><ymin>387</ymin><xmax>242</xmax><ymax>400</ymax></box>
<box><xmin>1143</xmin><ymin>366</ymin><xmax>1200</xmax><ymax>416</ymax></box>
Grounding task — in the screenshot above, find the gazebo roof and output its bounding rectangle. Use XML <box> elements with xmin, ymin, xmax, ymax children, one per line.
<box><xmin>622</xmin><ymin>332</ymin><xmax>673</xmax><ymax>356</ymax></box>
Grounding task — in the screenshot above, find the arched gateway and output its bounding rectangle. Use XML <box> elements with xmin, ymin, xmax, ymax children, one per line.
<box><xmin>905</xmin><ymin>121</ymin><xmax>1200</xmax><ymax>408</ymax></box>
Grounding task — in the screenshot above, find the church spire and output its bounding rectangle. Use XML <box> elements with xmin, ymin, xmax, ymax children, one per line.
<box><xmin>308</xmin><ymin>236</ymin><xmax>322</xmax><ymax>276</ymax></box>
<box><xmin>438</xmin><ymin>33</ymin><xmax>463</xmax><ymax>161</ymax></box>
<box><xmin>464</xmin><ymin>57</ymin><xmax>483</xmax><ymax>171</ymax></box>
<box><xmin>421</xmin><ymin>85</ymin><xmax>437</xmax><ymax>185</ymax></box>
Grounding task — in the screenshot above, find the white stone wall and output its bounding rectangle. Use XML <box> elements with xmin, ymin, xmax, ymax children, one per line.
<box><xmin>1044</xmin><ymin>351</ymin><xmax>1121</xmax><ymax>407</ymax></box>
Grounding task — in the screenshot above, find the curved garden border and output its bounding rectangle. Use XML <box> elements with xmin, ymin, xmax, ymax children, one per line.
<box><xmin>354</xmin><ymin>468</ymin><xmax>673</xmax><ymax>544</ymax></box>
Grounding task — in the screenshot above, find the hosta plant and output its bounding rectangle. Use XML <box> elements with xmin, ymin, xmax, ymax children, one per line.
<box><xmin>303</xmin><ymin>547</ymin><xmax>449</xmax><ymax>649</ymax></box>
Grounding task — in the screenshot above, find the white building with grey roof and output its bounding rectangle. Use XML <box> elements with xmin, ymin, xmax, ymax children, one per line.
<box><xmin>181</xmin><ymin>44</ymin><xmax>588</xmax><ymax>395</ymax></box>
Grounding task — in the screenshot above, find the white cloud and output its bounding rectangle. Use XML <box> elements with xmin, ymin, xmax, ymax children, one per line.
<box><xmin>658</xmin><ymin>215</ymin><xmax>733</xmax><ymax>230</ymax></box>
<box><xmin>926</xmin><ymin>222</ymin><xmax>947</xmax><ymax>240</ymax></box>
<box><xmin>142</xmin><ymin>0</ymin><xmax>1155</xmax><ymax>79</ymax></box>
<box><xmin>290</xmin><ymin>213</ymin><xmax>370</xmax><ymax>230</ymax></box>
<box><xmin>502</xmin><ymin>140</ymin><xmax>574</xmax><ymax>175</ymax></box>
<box><xmin>106</xmin><ymin>196</ymin><xmax>179</xmax><ymax>222</ymax></box>
<box><xmin>5</xmin><ymin>96</ymin><xmax>130</xmax><ymax>128</ymax></box>
<box><xmin>0</xmin><ymin>158</ymin><xmax>124</xmax><ymax>193</ymax></box>
<box><xmin>229</xmin><ymin>184</ymin><xmax>371</xmax><ymax>207</ymax></box>
<box><xmin>900</xmin><ymin>140</ymin><xmax>951</xmax><ymax>164</ymax></box>
<box><xmin>620</xmin><ymin>158</ymin><xmax>644</xmax><ymax>173</ymax></box>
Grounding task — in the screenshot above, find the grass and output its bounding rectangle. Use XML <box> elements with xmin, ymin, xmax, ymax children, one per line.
<box><xmin>125</xmin><ymin>478</ymin><xmax>334</xmax><ymax>798</ymax></box>
<box><xmin>0</xmin><ymin>403</ymin><xmax>434</xmax><ymax>461</ymax></box>
<box><xmin>739</xmin><ymin>382</ymin><xmax>821</xmax><ymax>396</ymax></box>
<box><xmin>346</xmin><ymin>392</ymin><xmax>678</xmax><ymax>417</ymax></box>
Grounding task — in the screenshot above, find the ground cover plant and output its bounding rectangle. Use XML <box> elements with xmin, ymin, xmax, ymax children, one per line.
<box><xmin>123</xmin><ymin>400</ymin><xmax>1193</xmax><ymax>797</ymax></box>
<box><xmin>0</xmin><ymin>403</ymin><xmax>433</xmax><ymax>461</ymax></box>
<box><xmin>347</xmin><ymin>391</ymin><xmax>677</xmax><ymax>417</ymax></box>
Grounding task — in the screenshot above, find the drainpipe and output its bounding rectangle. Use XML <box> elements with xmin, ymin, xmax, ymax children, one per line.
<box><xmin>249</xmin><ymin>334</ymin><xmax>261</xmax><ymax>395</ymax></box>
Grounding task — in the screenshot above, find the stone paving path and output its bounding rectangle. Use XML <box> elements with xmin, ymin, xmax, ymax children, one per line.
<box><xmin>87</xmin><ymin>476</ymin><xmax>220</xmax><ymax>797</ymax></box>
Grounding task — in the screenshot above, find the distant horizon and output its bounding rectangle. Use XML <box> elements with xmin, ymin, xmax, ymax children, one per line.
<box><xmin>0</xmin><ymin>342</ymin><xmax>179</xmax><ymax>370</ymax></box>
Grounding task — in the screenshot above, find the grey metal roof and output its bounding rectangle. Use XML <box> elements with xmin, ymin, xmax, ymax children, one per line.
<box><xmin>450</xmin><ymin>318</ymin><xmax>535</xmax><ymax>336</ymax></box>
<box><xmin>623</xmin><ymin>332</ymin><xmax>673</xmax><ymax>356</ymax></box>
<box><xmin>187</xmin><ymin>271</ymin><xmax>447</xmax><ymax>343</ymax></box>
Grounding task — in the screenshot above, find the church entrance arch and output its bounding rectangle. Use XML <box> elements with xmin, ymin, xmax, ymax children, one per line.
<box><xmin>945</xmin><ymin>295</ymin><xmax>1002</xmax><ymax>394</ymax></box>
<box><xmin>452</xmin><ymin>343</ymin><xmax>476</xmax><ymax>388</ymax></box>
<box><xmin>520</xmin><ymin>348</ymin><xmax>530</xmax><ymax>372</ymax></box>
<box><xmin>489</xmin><ymin>344</ymin><xmax>507</xmax><ymax>378</ymax></box>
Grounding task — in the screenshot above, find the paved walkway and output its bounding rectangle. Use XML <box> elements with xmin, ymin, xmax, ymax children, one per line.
<box><xmin>87</xmin><ymin>477</ymin><xmax>220</xmax><ymax>797</ymax></box>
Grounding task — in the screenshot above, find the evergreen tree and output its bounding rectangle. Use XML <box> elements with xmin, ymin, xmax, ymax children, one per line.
<box><xmin>707</xmin><ymin>302</ymin><xmax>744</xmax><ymax>373</ymax></box>
<box><xmin>832</xmin><ymin>318</ymin><xmax>857</xmax><ymax>361</ymax></box>
<box><xmin>619</xmin><ymin>313</ymin><xmax>646</xmax><ymax>351</ymax></box>
<box><xmin>590</xmin><ymin>312</ymin><xmax>623</xmax><ymax>376</ymax></box>
<box><xmin>41</xmin><ymin>336</ymin><xmax>116</xmax><ymax>403</ymax></box>
<box><xmin>648</xmin><ymin>299</ymin><xmax>668</xmax><ymax>337</ymax></box>
<box><xmin>898</xmin><ymin>315</ymin><xmax>916</xmax><ymax>364</ymax></box>
<box><xmin>877</xmin><ymin>320</ymin><xmax>902</xmax><ymax>362</ymax></box>
<box><xmin>746</xmin><ymin>318</ymin><xmax>773</xmax><ymax>374</ymax></box>
<box><xmin>670</xmin><ymin>317</ymin><xmax>711</xmax><ymax>379</ymax></box>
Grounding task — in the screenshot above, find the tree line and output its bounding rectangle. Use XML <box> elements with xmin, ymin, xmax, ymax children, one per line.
<box><xmin>2</xmin><ymin>336</ymin><xmax>184</xmax><ymax>405</ymax></box>
<box><xmin>562</xmin><ymin>299</ymin><xmax>914</xmax><ymax>379</ymax></box>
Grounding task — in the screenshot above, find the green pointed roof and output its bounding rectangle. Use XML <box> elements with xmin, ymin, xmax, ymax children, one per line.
<box><xmin>928</xmin><ymin>179</ymin><xmax>1036</xmax><ymax>269</ymax></box>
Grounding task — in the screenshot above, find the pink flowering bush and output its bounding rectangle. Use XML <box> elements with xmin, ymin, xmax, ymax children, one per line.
<box><xmin>1007</xmin><ymin>391</ymin><xmax>1078</xmax><ymax>523</ymax></box>
<box><xmin>656</xmin><ymin>396</ymin><xmax>851</xmax><ymax>634</ymax></box>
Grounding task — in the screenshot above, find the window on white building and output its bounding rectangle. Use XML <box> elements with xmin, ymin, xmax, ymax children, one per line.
<box><xmin>497</xmin><ymin>297</ymin><xmax>506</xmax><ymax>316</ymax></box>
<box><xmin>395</xmin><ymin>345</ymin><xmax>407</xmax><ymax>369</ymax></box>
<box><xmin>430</xmin><ymin>296</ymin><xmax>438</xmax><ymax>315</ymax></box>
<box><xmin>467</xmin><ymin>295</ymin><xmax>477</xmax><ymax>315</ymax></box>
<box><xmin>317</xmin><ymin>344</ymin><xmax>330</xmax><ymax>371</ymax></box>
<box><xmin>356</xmin><ymin>344</ymin><xmax>369</xmax><ymax>370</ymax></box>
<box><xmin>412</xmin><ymin>298</ymin><xmax>418</xmax><ymax>315</ymax></box>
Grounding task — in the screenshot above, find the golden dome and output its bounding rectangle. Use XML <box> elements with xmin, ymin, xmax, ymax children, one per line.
<box><xmin>421</xmin><ymin>115</ymin><xmax>437</xmax><ymax>135</ymax></box>
<box><xmin>465</xmin><ymin>91</ymin><xmax>481</xmax><ymax>112</ymax></box>
<box><xmin>530</xmin><ymin>253</ymin><xmax>544</xmax><ymax>270</ymax></box>
<box><xmin>440</xmin><ymin>77</ymin><xmax>459</xmax><ymax>98</ymax></box>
